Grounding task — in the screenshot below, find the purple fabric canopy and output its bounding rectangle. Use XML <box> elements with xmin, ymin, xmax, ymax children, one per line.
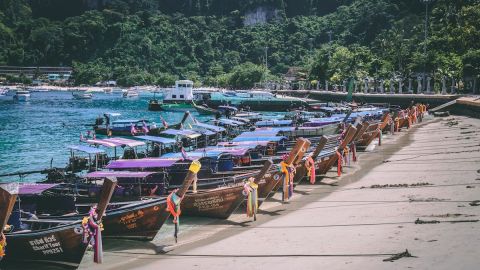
<box><xmin>203</xmin><ymin>147</ymin><xmax>249</xmax><ymax>156</ymax></box>
<box><xmin>87</xmin><ymin>137</ymin><xmax>145</xmax><ymax>148</ymax></box>
<box><xmin>106</xmin><ymin>158</ymin><xmax>180</xmax><ymax>169</ymax></box>
<box><xmin>86</xmin><ymin>171</ymin><xmax>156</xmax><ymax>178</ymax></box>
<box><xmin>19</xmin><ymin>183</ymin><xmax>59</xmax><ymax>195</ymax></box>
<box><xmin>103</xmin><ymin>137</ymin><xmax>145</xmax><ymax>147</ymax></box>
<box><xmin>217</xmin><ymin>141</ymin><xmax>270</xmax><ymax>147</ymax></box>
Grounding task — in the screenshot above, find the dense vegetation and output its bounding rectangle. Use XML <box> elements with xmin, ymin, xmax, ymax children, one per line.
<box><xmin>0</xmin><ymin>0</ymin><xmax>479</xmax><ymax>89</ymax></box>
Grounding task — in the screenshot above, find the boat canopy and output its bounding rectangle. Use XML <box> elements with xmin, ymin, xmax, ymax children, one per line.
<box><xmin>307</xmin><ymin>116</ymin><xmax>344</xmax><ymax>123</ymax></box>
<box><xmin>112</xmin><ymin>119</ymin><xmax>148</xmax><ymax>125</ymax></box>
<box><xmin>85</xmin><ymin>171</ymin><xmax>157</xmax><ymax>179</ymax></box>
<box><xmin>216</xmin><ymin>118</ymin><xmax>245</xmax><ymax>126</ymax></box>
<box><xmin>217</xmin><ymin>141</ymin><xmax>270</xmax><ymax>147</ymax></box>
<box><xmin>136</xmin><ymin>135</ymin><xmax>176</xmax><ymax>145</ymax></box>
<box><xmin>232</xmin><ymin>136</ymin><xmax>285</xmax><ymax>143</ymax></box>
<box><xmin>193</xmin><ymin>122</ymin><xmax>226</xmax><ymax>133</ymax></box>
<box><xmin>19</xmin><ymin>183</ymin><xmax>59</xmax><ymax>195</ymax></box>
<box><xmin>255</xmin><ymin>119</ymin><xmax>293</xmax><ymax>127</ymax></box>
<box><xmin>200</xmin><ymin>147</ymin><xmax>249</xmax><ymax>156</ymax></box>
<box><xmin>161</xmin><ymin>129</ymin><xmax>202</xmax><ymax>138</ymax></box>
<box><xmin>237</xmin><ymin>130</ymin><xmax>280</xmax><ymax>137</ymax></box>
<box><xmin>106</xmin><ymin>158</ymin><xmax>180</xmax><ymax>169</ymax></box>
<box><xmin>161</xmin><ymin>148</ymin><xmax>243</xmax><ymax>159</ymax></box>
<box><xmin>68</xmin><ymin>145</ymin><xmax>106</xmax><ymax>154</ymax></box>
<box><xmin>193</xmin><ymin>128</ymin><xmax>216</xmax><ymax>136</ymax></box>
<box><xmin>86</xmin><ymin>137</ymin><xmax>144</xmax><ymax>148</ymax></box>
<box><xmin>255</xmin><ymin>127</ymin><xmax>295</xmax><ymax>132</ymax></box>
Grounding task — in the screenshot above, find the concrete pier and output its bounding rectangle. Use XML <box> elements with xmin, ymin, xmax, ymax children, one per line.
<box><xmin>275</xmin><ymin>90</ymin><xmax>459</xmax><ymax>108</ymax></box>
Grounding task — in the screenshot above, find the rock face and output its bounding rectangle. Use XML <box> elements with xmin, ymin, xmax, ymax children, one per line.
<box><xmin>243</xmin><ymin>6</ymin><xmax>282</xmax><ymax>26</ymax></box>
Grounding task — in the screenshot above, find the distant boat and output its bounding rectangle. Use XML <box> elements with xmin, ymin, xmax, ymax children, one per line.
<box><xmin>112</xmin><ymin>87</ymin><xmax>124</xmax><ymax>93</ymax></box>
<box><xmin>123</xmin><ymin>89</ymin><xmax>139</xmax><ymax>98</ymax></box>
<box><xmin>13</xmin><ymin>90</ymin><xmax>30</xmax><ymax>101</ymax></box>
<box><xmin>72</xmin><ymin>92</ymin><xmax>93</xmax><ymax>99</ymax></box>
<box><xmin>0</xmin><ymin>88</ymin><xmax>10</xmax><ymax>100</ymax></box>
<box><xmin>148</xmin><ymin>80</ymin><xmax>195</xmax><ymax>111</ymax></box>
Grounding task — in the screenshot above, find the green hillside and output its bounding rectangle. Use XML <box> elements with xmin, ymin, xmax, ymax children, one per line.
<box><xmin>0</xmin><ymin>0</ymin><xmax>479</xmax><ymax>88</ymax></box>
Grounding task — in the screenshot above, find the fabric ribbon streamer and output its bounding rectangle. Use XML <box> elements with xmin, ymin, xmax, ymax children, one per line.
<box><xmin>343</xmin><ymin>146</ymin><xmax>350</xmax><ymax>166</ymax></box>
<box><xmin>0</xmin><ymin>232</ymin><xmax>6</xmax><ymax>259</ymax></box>
<box><xmin>82</xmin><ymin>206</ymin><xmax>104</xmax><ymax>264</ymax></box>
<box><xmin>350</xmin><ymin>142</ymin><xmax>357</xmax><ymax>162</ymax></box>
<box><xmin>394</xmin><ymin>117</ymin><xmax>400</xmax><ymax>132</ymax></box>
<box><xmin>336</xmin><ymin>150</ymin><xmax>342</xmax><ymax>176</ymax></box>
<box><xmin>377</xmin><ymin>128</ymin><xmax>382</xmax><ymax>146</ymax></box>
<box><xmin>243</xmin><ymin>178</ymin><xmax>259</xmax><ymax>220</ymax></box>
<box><xmin>166</xmin><ymin>161</ymin><xmax>201</xmax><ymax>242</ymax></box>
<box><xmin>280</xmin><ymin>161</ymin><xmax>295</xmax><ymax>201</ymax></box>
<box><xmin>305</xmin><ymin>156</ymin><xmax>316</xmax><ymax>184</ymax></box>
<box><xmin>167</xmin><ymin>189</ymin><xmax>182</xmax><ymax>243</ymax></box>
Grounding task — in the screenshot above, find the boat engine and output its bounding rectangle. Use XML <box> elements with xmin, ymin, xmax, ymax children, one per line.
<box><xmin>66</xmin><ymin>157</ymin><xmax>89</xmax><ymax>172</ymax></box>
<box><xmin>43</xmin><ymin>168</ymin><xmax>66</xmax><ymax>183</ymax></box>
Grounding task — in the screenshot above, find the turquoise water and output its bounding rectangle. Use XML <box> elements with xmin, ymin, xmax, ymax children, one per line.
<box><xmin>0</xmin><ymin>91</ymin><xmax>285</xmax><ymax>182</ymax></box>
<box><xmin>0</xmin><ymin>91</ymin><xmax>211</xmax><ymax>182</ymax></box>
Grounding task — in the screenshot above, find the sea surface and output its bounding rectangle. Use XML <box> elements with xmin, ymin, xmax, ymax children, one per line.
<box><xmin>0</xmin><ymin>91</ymin><xmax>283</xmax><ymax>182</ymax></box>
<box><xmin>0</xmin><ymin>91</ymin><xmax>206</xmax><ymax>182</ymax></box>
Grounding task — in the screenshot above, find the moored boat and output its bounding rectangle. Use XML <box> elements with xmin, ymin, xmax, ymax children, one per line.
<box><xmin>0</xmin><ymin>179</ymin><xmax>116</xmax><ymax>269</ymax></box>
<box><xmin>72</xmin><ymin>91</ymin><xmax>93</xmax><ymax>99</ymax></box>
<box><xmin>13</xmin><ymin>90</ymin><xmax>30</xmax><ymax>102</ymax></box>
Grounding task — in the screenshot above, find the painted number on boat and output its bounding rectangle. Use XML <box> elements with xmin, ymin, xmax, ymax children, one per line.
<box><xmin>28</xmin><ymin>234</ymin><xmax>64</xmax><ymax>255</ymax></box>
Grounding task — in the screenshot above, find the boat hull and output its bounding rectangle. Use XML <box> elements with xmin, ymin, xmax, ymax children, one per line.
<box><xmin>1</xmin><ymin>221</ymin><xmax>87</xmax><ymax>269</ymax></box>
<box><xmin>14</xmin><ymin>94</ymin><xmax>30</xmax><ymax>102</ymax></box>
<box><xmin>181</xmin><ymin>186</ymin><xmax>245</xmax><ymax>219</ymax></box>
<box><xmin>101</xmin><ymin>198</ymin><xmax>169</xmax><ymax>241</ymax></box>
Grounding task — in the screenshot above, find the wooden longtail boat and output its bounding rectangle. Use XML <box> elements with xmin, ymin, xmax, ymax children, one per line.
<box><xmin>379</xmin><ymin>112</ymin><xmax>391</xmax><ymax>131</ymax></box>
<box><xmin>0</xmin><ymin>179</ymin><xmax>116</xmax><ymax>269</ymax></box>
<box><xmin>316</xmin><ymin>124</ymin><xmax>358</xmax><ymax>175</ymax></box>
<box><xmin>180</xmin><ymin>160</ymin><xmax>273</xmax><ymax>219</ymax></box>
<box><xmin>257</xmin><ymin>138</ymin><xmax>311</xmax><ymax>201</ymax></box>
<box><xmin>355</xmin><ymin>122</ymin><xmax>381</xmax><ymax>148</ymax></box>
<box><xmin>100</xmin><ymin>163</ymin><xmax>199</xmax><ymax>240</ymax></box>
<box><xmin>41</xmin><ymin>163</ymin><xmax>201</xmax><ymax>241</ymax></box>
<box><xmin>293</xmin><ymin>136</ymin><xmax>329</xmax><ymax>184</ymax></box>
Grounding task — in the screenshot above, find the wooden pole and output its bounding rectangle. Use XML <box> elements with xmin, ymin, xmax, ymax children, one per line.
<box><xmin>284</xmin><ymin>138</ymin><xmax>308</xmax><ymax>165</ymax></box>
<box><xmin>176</xmin><ymin>160</ymin><xmax>201</xmax><ymax>197</ymax></box>
<box><xmin>293</xmin><ymin>139</ymin><xmax>312</xmax><ymax>165</ymax></box>
<box><xmin>253</xmin><ymin>160</ymin><xmax>274</xmax><ymax>184</ymax></box>
<box><xmin>96</xmin><ymin>178</ymin><xmax>117</xmax><ymax>219</ymax></box>
<box><xmin>311</xmin><ymin>136</ymin><xmax>328</xmax><ymax>160</ymax></box>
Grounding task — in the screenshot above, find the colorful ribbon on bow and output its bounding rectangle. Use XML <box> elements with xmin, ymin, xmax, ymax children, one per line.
<box><xmin>243</xmin><ymin>178</ymin><xmax>259</xmax><ymax>220</ymax></box>
<box><xmin>0</xmin><ymin>233</ymin><xmax>6</xmax><ymax>259</ymax></box>
<box><xmin>305</xmin><ymin>156</ymin><xmax>316</xmax><ymax>184</ymax></box>
<box><xmin>280</xmin><ymin>161</ymin><xmax>295</xmax><ymax>201</ymax></box>
<box><xmin>350</xmin><ymin>142</ymin><xmax>357</xmax><ymax>162</ymax></box>
<box><xmin>166</xmin><ymin>161</ymin><xmax>201</xmax><ymax>242</ymax></box>
<box><xmin>336</xmin><ymin>150</ymin><xmax>342</xmax><ymax>177</ymax></box>
<box><xmin>82</xmin><ymin>206</ymin><xmax>104</xmax><ymax>263</ymax></box>
<box><xmin>377</xmin><ymin>128</ymin><xmax>382</xmax><ymax>146</ymax></box>
<box><xmin>394</xmin><ymin>117</ymin><xmax>400</xmax><ymax>132</ymax></box>
<box><xmin>343</xmin><ymin>146</ymin><xmax>350</xmax><ymax>166</ymax></box>
<box><xmin>167</xmin><ymin>189</ymin><xmax>182</xmax><ymax>243</ymax></box>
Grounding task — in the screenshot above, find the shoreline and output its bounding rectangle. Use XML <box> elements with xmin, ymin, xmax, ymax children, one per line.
<box><xmin>80</xmin><ymin>117</ymin><xmax>439</xmax><ymax>269</ymax></box>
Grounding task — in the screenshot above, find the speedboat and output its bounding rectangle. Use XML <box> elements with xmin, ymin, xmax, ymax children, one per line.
<box><xmin>13</xmin><ymin>90</ymin><xmax>30</xmax><ymax>101</ymax></box>
<box><xmin>0</xmin><ymin>88</ymin><xmax>10</xmax><ymax>100</ymax></box>
<box><xmin>72</xmin><ymin>91</ymin><xmax>93</xmax><ymax>99</ymax></box>
<box><xmin>123</xmin><ymin>89</ymin><xmax>139</xmax><ymax>98</ymax></box>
